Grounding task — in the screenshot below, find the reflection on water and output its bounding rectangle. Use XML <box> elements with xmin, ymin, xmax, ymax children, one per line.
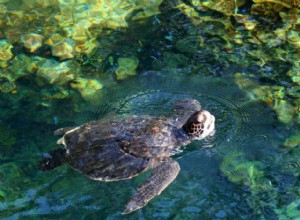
<box><xmin>1</xmin><ymin>70</ymin><xmax>298</xmax><ymax>219</ymax></box>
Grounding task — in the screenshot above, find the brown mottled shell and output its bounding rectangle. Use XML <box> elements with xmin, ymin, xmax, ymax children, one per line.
<box><xmin>60</xmin><ymin>116</ymin><xmax>184</xmax><ymax>181</ymax></box>
<box><xmin>58</xmin><ymin>99</ymin><xmax>202</xmax><ymax>181</ymax></box>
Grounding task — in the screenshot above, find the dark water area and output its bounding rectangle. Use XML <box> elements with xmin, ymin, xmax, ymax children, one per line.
<box><xmin>0</xmin><ymin>0</ymin><xmax>300</xmax><ymax>219</ymax></box>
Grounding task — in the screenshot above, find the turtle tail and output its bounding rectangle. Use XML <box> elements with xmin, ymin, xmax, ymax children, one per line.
<box><xmin>39</xmin><ymin>149</ymin><xmax>67</xmax><ymax>172</ymax></box>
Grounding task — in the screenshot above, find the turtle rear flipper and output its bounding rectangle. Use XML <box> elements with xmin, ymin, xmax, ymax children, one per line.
<box><xmin>123</xmin><ymin>158</ymin><xmax>180</xmax><ymax>214</ymax></box>
<box><xmin>39</xmin><ymin>149</ymin><xmax>67</xmax><ymax>171</ymax></box>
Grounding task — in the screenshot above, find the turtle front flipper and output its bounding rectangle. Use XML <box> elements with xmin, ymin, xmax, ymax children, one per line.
<box><xmin>123</xmin><ymin>158</ymin><xmax>180</xmax><ymax>214</ymax></box>
<box><xmin>39</xmin><ymin>148</ymin><xmax>67</xmax><ymax>171</ymax></box>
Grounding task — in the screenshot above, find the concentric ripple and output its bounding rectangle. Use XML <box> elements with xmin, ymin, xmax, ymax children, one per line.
<box><xmin>77</xmin><ymin>70</ymin><xmax>275</xmax><ymax>164</ymax></box>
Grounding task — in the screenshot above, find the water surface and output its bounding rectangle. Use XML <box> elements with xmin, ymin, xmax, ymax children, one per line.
<box><xmin>1</xmin><ymin>70</ymin><xmax>297</xmax><ymax>219</ymax></box>
<box><xmin>0</xmin><ymin>0</ymin><xmax>299</xmax><ymax>219</ymax></box>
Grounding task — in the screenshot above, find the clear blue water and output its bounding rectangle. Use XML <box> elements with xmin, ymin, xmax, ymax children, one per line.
<box><xmin>0</xmin><ymin>1</ymin><xmax>300</xmax><ymax>219</ymax></box>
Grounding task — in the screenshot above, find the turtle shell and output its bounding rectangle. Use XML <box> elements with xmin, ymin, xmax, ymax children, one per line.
<box><xmin>60</xmin><ymin>116</ymin><xmax>184</xmax><ymax>181</ymax></box>
<box><xmin>58</xmin><ymin>99</ymin><xmax>202</xmax><ymax>181</ymax></box>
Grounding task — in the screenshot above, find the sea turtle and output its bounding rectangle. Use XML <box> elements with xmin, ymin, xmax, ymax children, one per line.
<box><xmin>39</xmin><ymin>99</ymin><xmax>215</xmax><ymax>214</ymax></box>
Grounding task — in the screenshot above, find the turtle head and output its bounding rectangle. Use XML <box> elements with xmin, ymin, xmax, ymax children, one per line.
<box><xmin>182</xmin><ymin>110</ymin><xmax>215</xmax><ymax>139</ymax></box>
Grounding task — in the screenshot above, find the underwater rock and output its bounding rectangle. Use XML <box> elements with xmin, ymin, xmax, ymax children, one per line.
<box><xmin>273</xmin><ymin>100</ymin><xmax>295</xmax><ymax>124</ymax></box>
<box><xmin>75</xmin><ymin>38</ymin><xmax>98</xmax><ymax>55</ymax></box>
<box><xmin>115</xmin><ymin>56</ymin><xmax>139</xmax><ymax>80</ymax></box>
<box><xmin>162</xmin><ymin>52</ymin><xmax>190</xmax><ymax>69</ymax></box>
<box><xmin>0</xmin><ymin>39</ymin><xmax>13</xmax><ymax>68</ymax></box>
<box><xmin>287</xmin><ymin>86</ymin><xmax>300</xmax><ymax>98</ymax></box>
<box><xmin>41</xmin><ymin>86</ymin><xmax>70</xmax><ymax>100</ymax></box>
<box><xmin>280</xmin><ymin>8</ymin><xmax>300</xmax><ymax>24</ymax></box>
<box><xmin>20</xmin><ymin>33</ymin><xmax>44</xmax><ymax>53</ymax></box>
<box><xmin>131</xmin><ymin>0</ymin><xmax>163</xmax><ymax>20</ymax></box>
<box><xmin>44</xmin><ymin>33</ymin><xmax>65</xmax><ymax>46</ymax></box>
<box><xmin>175</xmin><ymin>37</ymin><xmax>200</xmax><ymax>54</ymax></box>
<box><xmin>275</xmin><ymin>195</ymin><xmax>300</xmax><ymax>219</ymax></box>
<box><xmin>70</xmin><ymin>77</ymin><xmax>103</xmax><ymax>101</ymax></box>
<box><xmin>201</xmin><ymin>0</ymin><xmax>245</xmax><ymax>15</ymax></box>
<box><xmin>21</xmin><ymin>0</ymin><xmax>58</xmax><ymax>9</ymax></box>
<box><xmin>7</xmin><ymin>54</ymin><xmax>45</xmax><ymax>82</ymax></box>
<box><xmin>234</xmin><ymin>14</ymin><xmax>259</xmax><ymax>31</ymax></box>
<box><xmin>253</xmin><ymin>0</ymin><xmax>299</xmax><ymax>9</ymax></box>
<box><xmin>37</xmin><ymin>59</ymin><xmax>77</xmax><ymax>85</ymax></box>
<box><xmin>284</xmin><ymin>132</ymin><xmax>300</xmax><ymax>148</ymax></box>
<box><xmin>287</xmin><ymin>64</ymin><xmax>300</xmax><ymax>85</ymax></box>
<box><xmin>220</xmin><ymin>151</ymin><xmax>267</xmax><ymax>190</ymax></box>
<box><xmin>234</xmin><ymin>73</ymin><xmax>297</xmax><ymax>124</ymax></box>
<box><xmin>0</xmin><ymin>71</ymin><xmax>16</xmax><ymax>93</ymax></box>
<box><xmin>68</xmin><ymin>25</ymin><xmax>89</xmax><ymax>44</ymax></box>
<box><xmin>287</xmin><ymin>30</ymin><xmax>300</xmax><ymax>48</ymax></box>
<box><xmin>0</xmin><ymin>124</ymin><xmax>17</xmax><ymax>148</ymax></box>
<box><xmin>0</xmin><ymin>5</ymin><xmax>7</xmax><ymax>26</ymax></box>
<box><xmin>51</xmin><ymin>40</ymin><xmax>75</xmax><ymax>60</ymax></box>
<box><xmin>251</xmin><ymin>2</ymin><xmax>284</xmax><ymax>20</ymax></box>
<box><xmin>25</xmin><ymin>56</ymin><xmax>46</xmax><ymax>73</ymax></box>
<box><xmin>5</xmin><ymin>10</ymin><xmax>25</xmax><ymax>27</ymax></box>
<box><xmin>274</xmin><ymin>28</ymin><xmax>288</xmax><ymax>41</ymax></box>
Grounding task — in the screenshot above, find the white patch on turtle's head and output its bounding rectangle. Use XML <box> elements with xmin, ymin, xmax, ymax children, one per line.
<box><xmin>182</xmin><ymin>110</ymin><xmax>215</xmax><ymax>140</ymax></box>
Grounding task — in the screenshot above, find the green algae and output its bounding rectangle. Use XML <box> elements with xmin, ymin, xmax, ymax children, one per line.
<box><xmin>37</xmin><ymin>59</ymin><xmax>78</xmax><ymax>86</ymax></box>
<box><xmin>0</xmin><ymin>39</ymin><xmax>13</xmax><ymax>68</ymax></box>
<box><xmin>115</xmin><ymin>56</ymin><xmax>139</xmax><ymax>80</ymax></box>
<box><xmin>220</xmin><ymin>151</ymin><xmax>267</xmax><ymax>190</ymax></box>
<box><xmin>284</xmin><ymin>131</ymin><xmax>300</xmax><ymax>147</ymax></box>
<box><xmin>71</xmin><ymin>77</ymin><xmax>103</xmax><ymax>101</ymax></box>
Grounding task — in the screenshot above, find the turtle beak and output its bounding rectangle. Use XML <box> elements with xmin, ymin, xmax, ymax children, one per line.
<box><xmin>199</xmin><ymin>110</ymin><xmax>215</xmax><ymax>138</ymax></box>
<box><xmin>182</xmin><ymin>110</ymin><xmax>215</xmax><ymax>139</ymax></box>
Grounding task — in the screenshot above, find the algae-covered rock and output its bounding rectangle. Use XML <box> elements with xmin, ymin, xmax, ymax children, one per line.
<box><xmin>131</xmin><ymin>0</ymin><xmax>163</xmax><ymax>20</ymax></box>
<box><xmin>71</xmin><ymin>77</ymin><xmax>103</xmax><ymax>101</ymax></box>
<box><xmin>115</xmin><ymin>56</ymin><xmax>139</xmax><ymax>80</ymax></box>
<box><xmin>0</xmin><ymin>69</ymin><xmax>16</xmax><ymax>93</ymax></box>
<box><xmin>287</xmin><ymin>63</ymin><xmax>300</xmax><ymax>85</ymax></box>
<box><xmin>234</xmin><ymin>73</ymin><xmax>297</xmax><ymax>124</ymax></box>
<box><xmin>41</xmin><ymin>86</ymin><xmax>71</xmax><ymax>100</ymax></box>
<box><xmin>51</xmin><ymin>39</ymin><xmax>75</xmax><ymax>60</ymax></box>
<box><xmin>280</xmin><ymin>8</ymin><xmax>300</xmax><ymax>24</ymax></box>
<box><xmin>253</xmin><ymin>0</ymin><xmax>299</xmax><ymax>9</ymax></box>
<box><xmin>234</xmin><ymin>14</ymin><xmax>259</xmax><ymax>31</ymax></box>
<box><xmin>75</xmin><ymin>38</ymin><xmax>98</xmax><ymax>55</ymax></box>
<box><xmin>276</xmin><ymin>198</ymin><xmax>300</xmax><ymax>219</ymax></box>
<box><xmin>202</xmin><ymin>0</ymin><xmax>245</xmax><ymax>16</ymax></box>
<box><xmin>21</xmin><ymin>0</ymin><xmax>58</xmax><ymax>9</ymax></box>
<box><xmin>235</xmin><ymin>73</ymin><xmax>285</xmax><ymax>103</ymax></box>
<box><xmin>7</xmin><ymin>54</ymin><xmax>45</xmax><ymax>81</ymax></box>
<box><xmin>0</xmin><ymin>124</ymin><xmax>17</xmax><ymax>149</ymax></box>
<box><xmin>0</xmin><ymin>39</ymin><xmax>13</xmax><ymax>68</ymax></box>
<box><xmin>175</xmin><ymin>37</ymin><xmax>200</xmax><ymax>54</ymax></box>
<box><xmin>287</xmin><ymin>30</ymin><xmax>300</xmax><ymax>48</ymax></box>
<box><xmin>273</xmin><ymin>100</ymin><xmax>295</xmax><ymax>124</ymax></box>
<box><xmin>284</xmin><ymin>132</ymin><xmax>300</xmax><ymax>148</ymax></box>
<box><xmin>20</xmin><ymin>33</ymin><xmax>44</xmax><ymax>53</ymax></box>
<box><xmin>220</xmin><ymin>152</ymin><xmax>266</xmax><ymax>189</ymax></box>
<box><xmin>37</xmin><ymin>59</ymin><xmax>77</xmax><ymax>85</ymax></box>
<box><xmin>162</xmin><ymin>52</ymin><xmax>190</xmax><ymax>69</ymax></box>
